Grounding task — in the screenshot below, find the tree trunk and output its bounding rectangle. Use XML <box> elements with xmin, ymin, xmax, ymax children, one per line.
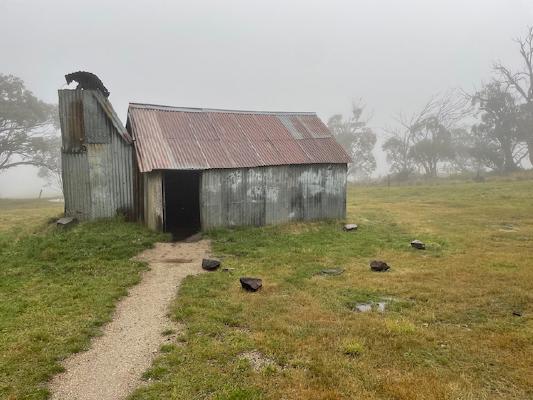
<box><xmin>500</xmin><ymin>137</ymin><xmax>518</xmax><ymax>173</ymax></box>
<box><xmin>527</xmin><ymin>139</ymin><xmax>533</xmax><ymax>166</ymax></box>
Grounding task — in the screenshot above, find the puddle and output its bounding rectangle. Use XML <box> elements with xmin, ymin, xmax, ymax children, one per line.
<box><xmin>318</xmin><ymin>268</ymin><xmax>344</xmax><ymax>276</ymax></box>
<box><xmin>354</xmin><ymin>301</ymin><xmax>388</xmax><ymax>313</ymax></box>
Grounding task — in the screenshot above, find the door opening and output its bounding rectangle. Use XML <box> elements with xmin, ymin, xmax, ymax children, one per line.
<box><xmin>163</xmin><ymin>170</ymin><xmax>201</xmax><ymax>240</ymax></box>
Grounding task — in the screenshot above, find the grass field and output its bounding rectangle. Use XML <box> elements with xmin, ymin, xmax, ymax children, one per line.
<box><xmin>0</xmin><ymin>200</ymin><xmax>165</xmax><ymax>400</ymax></box>
<box><xmin>131</xmin><ymin>178</ymin><xmax>533</xmax><ymax>400</ymax></box>
<box><xmin>0</xmin><ymin>177</ymin><xmax>532</xmax><ymax>400</ymax></box>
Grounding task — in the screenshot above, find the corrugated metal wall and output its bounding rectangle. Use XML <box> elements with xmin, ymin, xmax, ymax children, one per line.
<box><xmin>86</xmin><ymin>129</ymin><xmax>134</xmax><ymax>219</ymax></box>
<box><xmin>62</xmin><ymin>151</ymin><xmax>91</xmax><ymax>219</ymax></box>
<box><xmin>143</xmin><ymin>171</ymin><xmax>163</xmax><ymax>231</ymax></box>
<box><xmin>59</xmin><ymin>90</ymin><xmax>134</xmax><ymax>220</ymax></box>
<box><xmin>58</xmin><ymin>90</ymin><xmax>84</xmax><ymax>151</ymax></box>
<box><xmin>200</xmin><ymin>164</ymin><xmax>347</xmax><ymax>229</ymax></box>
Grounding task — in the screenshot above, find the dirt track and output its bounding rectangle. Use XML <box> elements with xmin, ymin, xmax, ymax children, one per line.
<box><xmin>49</xmin><ymin>240</ymin><xmax>210</xmax><ymax>400</ymax></box>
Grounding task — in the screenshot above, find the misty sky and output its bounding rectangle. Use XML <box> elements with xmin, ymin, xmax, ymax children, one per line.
<box><xmin>1</xmin><ymin>0</ymin><xmax>532</xmax><ymax>197</ymax></box>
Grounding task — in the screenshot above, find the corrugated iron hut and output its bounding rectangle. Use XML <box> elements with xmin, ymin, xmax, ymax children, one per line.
<box><xmin>126</xmin><ymin>103</ymin><xmax>351</xmax><ymax>234</ymax></box>
<box><xmin>58</xmin><ymin>89</ymin><xmax>134</xmax><ymax>220</ymax></box>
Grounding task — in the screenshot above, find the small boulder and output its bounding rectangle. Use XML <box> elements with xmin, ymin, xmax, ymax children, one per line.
<box><xmin>354</xmin><ymin>303</ymin><xmax>372</xmax><ymax>312</ymax></box>
<box><xmin>56</xmin><ymin>217</ymin><xmax>77</xmax><ymax>228</ymax></box>
<box><xmin>343</xmin><ymin>224</ymin><xmax>358</xmax><ymax>231</ymax></box>
<box><xmin>370</xmin><ymin>260</ymin><xmax>390</xmax><ymax>272</ymax></box>
<box><xmin>410</xmin><ymin>240</ymin><xmax>426</xmax><ymax>250</ymax></box>
<box><xmin>202</xmin><ymin>258</ymin><xmax>221</xmax><ymax>271</ymax></box>
<box><xmin>240</xmin><ymin>277</ymin><xmax>262</xmax><ymax>292</ymax></box>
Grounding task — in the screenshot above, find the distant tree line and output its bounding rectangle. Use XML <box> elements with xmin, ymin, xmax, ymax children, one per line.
<box><xmin>330</xmin><ymin>26</ymin><xmax>533</xmax><ymax>181</ymax></box>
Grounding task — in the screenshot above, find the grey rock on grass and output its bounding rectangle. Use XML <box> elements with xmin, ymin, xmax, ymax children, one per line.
<box><xmin>56</xmin><ymin>217</ymin><xmax>78</xmax><ymax>228</ymax></box>
<box><xmin>240</xmin><ymin>277</ymin><xmax>262</xmax><ymax>292</ymax></box>
<box><xmin>343</xmin><ymin>224</ymin><xmax>358</xmax><ymax>231</ymax></box>
<box><xmin>201</xmin><ymin>259</ymin><xmax>221</xmax><ymax>271</ymax></box>
<box><xmin>410</xmin><ymin>240</ymin><xmax>426</xmax><ymax>250</ymax></box>
<box><xmin>370</xmin><ymin>260</ymin><xmax>390</xmax><ymax>272</ymax></box>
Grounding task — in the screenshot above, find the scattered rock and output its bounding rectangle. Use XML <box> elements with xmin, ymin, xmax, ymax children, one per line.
<box><xmin>343</xmin><ymin>224</ymin><xmax>358</xmax><ymax>231</ymax></box>
<box><xmin>410</xmin><ymin>240</ymin><xmax>426</xmax><ymax>250</ymax></box>
<box><xmin>376</xmin><ymin>302</ymin><xmax>387</xmax><ymax>312</ymax></box>
<box><xmin>240</xmin><ymin>277</ymin><xmax>262</xmax><ymax>292</ymax></box>
<box><xmin>201</xmin><ymin>258</ymin><xmax>221</xmax><ymax>271</ymax></box>
<box><xmin>370</xmin><ymin>260</ymin><xmax>390</xmax><ymax>272</ymax></box>
<box><xmin>354</xmin><ymin>303</ymin><xmax>372</xmax><ymax>313</ymax></box>
<box><xmin>222</xmin><ymin>267</ymin><xmax>235</xmax><ymax>273</ymax></box>
<box><xmin>512</xmin><ymin>311</ymin><xmax>523</xmax><ymax>317</ymax></box>
<box><xmin>319</xmin><ymin>268</ymin><xmax>344</xmax><ymax>276</ymax></box>
<box><xmin>56</xmin><ymin>217</ymin><xmax>78</xmax><ymax>228</ymax></box>
<box><xmin>184</xmin><ymin>232</ymin><xmax>203</xmax><ymax>242</ymax></box>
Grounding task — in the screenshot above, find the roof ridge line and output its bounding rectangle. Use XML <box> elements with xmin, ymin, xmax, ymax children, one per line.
<box><xmin>128</xmin><ymin>102</ymin><xmax>317</xmax><ymax>116</ymax></box>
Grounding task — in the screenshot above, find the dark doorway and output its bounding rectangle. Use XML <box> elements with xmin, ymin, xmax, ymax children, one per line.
<box><xmin>163</xmin><ymin>171</ymin><xmax>201</xmax><ymax>240</ymax></box>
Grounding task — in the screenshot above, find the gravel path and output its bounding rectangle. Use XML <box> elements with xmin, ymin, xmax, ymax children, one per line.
<box><xmin>49</xmin><ymin>240</ymin><xmax>211</xmax><ymax>400</ymax></box>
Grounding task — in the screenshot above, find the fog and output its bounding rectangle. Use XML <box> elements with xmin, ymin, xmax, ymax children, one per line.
<box><xmin>1</xmin><ymin>0</ymin><xmax>532</xmax><ymax>197</ymax></box>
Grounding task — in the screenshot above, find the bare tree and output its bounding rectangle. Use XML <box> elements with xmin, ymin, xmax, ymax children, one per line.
<box><xmin>494</xmin><ymin>26</ymin><xmax>533</xmax><ymax>165</ymax></box>
<box><xmin>382</xmin><ymin>127</ymin><xmax>413</xmax><ymax>178</ymax></box>
<box><xmin>383</xmin><ymin>90</ymin><xmax>470</xmax><ymax>178</ymax></box>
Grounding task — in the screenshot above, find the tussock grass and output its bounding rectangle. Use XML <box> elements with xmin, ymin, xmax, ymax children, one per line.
<box><xmin>132</xmin><ymin>178</ymin><xmax>533</xmax><ymax>400</ymax></box>
<box><xmin>0</xmin><ymin>199</ymin><xmax>165</xmax><ymax>399</ymax></box>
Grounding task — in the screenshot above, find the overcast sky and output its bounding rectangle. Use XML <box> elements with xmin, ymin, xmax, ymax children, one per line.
<box><xmin>1</xmin><ymin>0</ymin><xmax>532</xmax><ymax>197</ymax></box>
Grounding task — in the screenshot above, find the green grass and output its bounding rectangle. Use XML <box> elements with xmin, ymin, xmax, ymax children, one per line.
<box><xmin>2</xmin><ymin>177</ymin><xmax>533</xmax><ymax>400</ymax></box>
<box><xmin>0</xmin><ymin>199</ymin><xmax>166</xmax><ymax>400</ymax></box>
<box><xmin>129</xmin><ymin>178</ymin><xmax>533</xmax><ymax>400</ymax></box>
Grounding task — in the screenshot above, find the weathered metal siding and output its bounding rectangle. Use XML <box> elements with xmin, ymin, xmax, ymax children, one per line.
<box><xmin>83</xmin><ymin>92</ymin><xmax>111</xmax><ymax>144</ymax></box>
<box><xmin>200</xmin><ymin>164</ymin><xmax>346</xmax><ymax>229</ymax></box>
<box><xmin>143</xmin><ymin>171</ymin><xmax>163</xmax><ymax>231</ymax></box>
<box><xmin>59</xmin><ymin>89</ymin><xmax>133</xmax><ymax>220</ymax></box>
<box><xmin>86</xmin><ymin>128</ymin><xmax>134</xmax><ymax>219</ymax></box>
<box><xmin>62</xmin><ymin>152</ymin><xmax>91</xmax><ymax>219</ymax></box>
<box><xmin>58</xmin><ymin>90</ymin><xmax>85</xmax><ymax>151</ymax></box>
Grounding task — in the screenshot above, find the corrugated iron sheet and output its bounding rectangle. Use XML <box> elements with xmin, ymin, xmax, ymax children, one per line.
<box><xmin>127</xmin><ymin>104</ymin><xmax>351</xmax><ymax>172</ymax></box>
<box><xmin>200</xmin><ymin>164</ymin><xmax>347</xmax><ymax>229</ymax></box>
<box><xmin>58</xmin><ymin>90</ymin><xmax>85</xmax><ymax>151</ymax></box>
<box><xmin>59</xmin><ymin>89</ymin><xmax>134</xmax><ymax>220</ymax></box>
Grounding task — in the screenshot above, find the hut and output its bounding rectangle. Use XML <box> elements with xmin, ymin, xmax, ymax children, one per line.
<box><xmin>126</xmin><ymin>103</ymin><xmax>351</xmax><ymax>235</ymax></box>
<box><xmin>58</xmin><ymin>89</ymin><xmax>134</xmax><ymax>220</ymax></box>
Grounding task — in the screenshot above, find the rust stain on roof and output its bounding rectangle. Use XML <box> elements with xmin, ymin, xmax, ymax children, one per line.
<box><xmin>127</xmin><ymin>103</ymin><xmax>351</xmax><ymax>172</ymax></box>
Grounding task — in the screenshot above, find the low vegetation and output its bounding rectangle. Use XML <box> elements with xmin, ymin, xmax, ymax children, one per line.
<box><xmin>131</xmin><ymin>177</ymin><xmax>533</xmax><ymax>400</ymax></box>
<box><xmin>1</xmin><ymin>176</ymin><xmax>532</xmax><ymax>399</ymax></box>
<box><xmin>0</xmin><ymin>200</ymin><xmax>165</xmax><ymax>399</ymax></box>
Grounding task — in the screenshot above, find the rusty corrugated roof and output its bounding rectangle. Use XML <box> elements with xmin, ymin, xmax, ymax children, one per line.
<box><xmin>127</xmin><ymin>103</ymin><xmax>351</xmax><ymax>172</ymax></box>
